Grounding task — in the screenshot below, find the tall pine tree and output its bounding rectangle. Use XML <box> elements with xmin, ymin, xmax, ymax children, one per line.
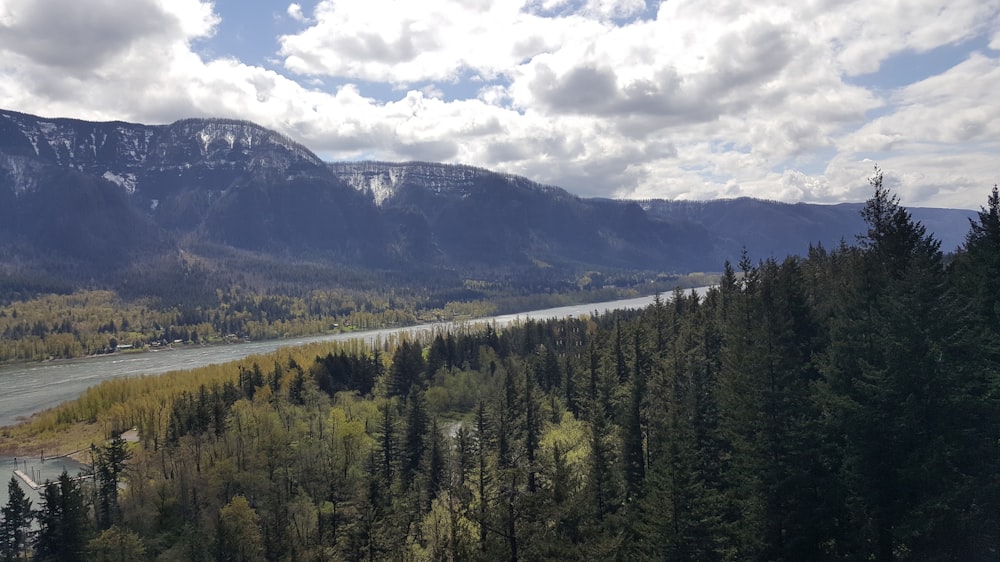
<box><xmin>0</xmin><ymin>477</ymin><xmax>32</xmax><ymax>562</ymax></box>
<box><xmin>819</xmin><ymin>168</ymin><xmax>996</xmax><ymax>560</ymax></box>
<box><xmin>35</xmin><ymin>471</ymin><xmax>89</xmax><ymax>562</ymax></box>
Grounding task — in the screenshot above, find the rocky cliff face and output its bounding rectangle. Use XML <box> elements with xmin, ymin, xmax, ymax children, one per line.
<box><xmin>0</xmin><ymin>110</ymin><xmax>328</xmax><ymax>198</ymax></box>
<box><xmin>0</xmin><ymin>110</ymin><xmax>379</xmax><ymax>265</ymax></box>
<box><xmin>0</xmin><ymin>110</ymin><xmax>321</xmax><ymax>167</ymax></box>
<box><xmin>0</xmin><ymin>108</ymin><xmax>976</xmax><ymax>289</ymax></box>
<box><xmin>329</xmin><ymin>161</ymin><xmax>563</xmax><ymax>206</ymax></box>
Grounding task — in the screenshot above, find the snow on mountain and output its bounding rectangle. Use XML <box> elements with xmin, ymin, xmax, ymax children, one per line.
<box><xmin>0</xmin><ymin>111</ymin><xmax>332</xmax><ymax>206</ymax></box>
<box><xmin>0</xmin><ymin>153</ymin><xmax>45</xmax><ymax>196</ymax></box>
<box><xmin>329</xmin><ymin>161</ymin><xmax>564</xmax><ymax>206</ymax></box>
<box><xmin>101</xmin><ymin>171</ymin><xmax>138</xmax><ymax>194</ymax></box>
<box><xmin>158</xmin><ymin>118</ymin><xmax>325</xmax><ymax>170</ymax></box>
<box><xmin>0</xmin><ymin>108</ymin><xmax>978</xmax><ymax>278</ymax></box>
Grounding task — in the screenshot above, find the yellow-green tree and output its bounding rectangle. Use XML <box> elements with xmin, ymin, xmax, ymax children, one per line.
<box><xmin>217</xmin><ymin>496</ymin><xmax>265</xmax><ymax>562</ymax></box>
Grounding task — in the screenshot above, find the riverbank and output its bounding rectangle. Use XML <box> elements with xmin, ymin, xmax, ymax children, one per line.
<box><xmin>0</xmin><ymin>420</ymin><xmax>106</xmax><ymax>461</ymax></box>
<box><xmin>0</xmin><ymin>454</ymin><xmax>91</xmax><ymax>509</ymax></box>
<box><xmin>0</xmin><ymin>276</ymin><xmax>718</xmax><ymax>369</ymax></box>
<box><xmin>0</xmin><ymin>286</ymin><xmax>714</xmax><ymax>458</ymax></box>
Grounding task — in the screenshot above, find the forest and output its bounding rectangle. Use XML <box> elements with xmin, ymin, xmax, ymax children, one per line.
<box><xmin>0</xmin><ymin>259</ymin><xmax>710</xmax><ymax>364</ymax></box>
<box><xmin>1</xmin><ymin>172</ymin><xmax>998</xmax><ymax>561</ymax></box>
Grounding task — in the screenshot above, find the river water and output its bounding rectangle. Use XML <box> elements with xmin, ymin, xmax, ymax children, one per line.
<box><xmin>0</xmin><ymin>455</ymin><xmax>89</xmax><ymax>511</ymax></box>
<box><xmin>0</xmin><ymin>288</ymin><xmax>710</xmax><ymax>506</ymax></box>
<box><xmin>0</xmin><ymin>290</ymin><xmax>709</xmax><ymax>429</ymax></box>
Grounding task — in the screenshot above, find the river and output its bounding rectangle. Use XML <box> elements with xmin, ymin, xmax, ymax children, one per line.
<box><xmin>0</xmin><ymin>287</ymin><xmax>710</xmax><ymax>507</ymax></box>
<box><xmin>0</xmin><ymin>290</ymin><xmax>707</xmax><ymax>428</ymax></box>
<box><xmin>0</xmin><ymin>455</ymin><xmax>89</xmax><ymax>512</ymax></box>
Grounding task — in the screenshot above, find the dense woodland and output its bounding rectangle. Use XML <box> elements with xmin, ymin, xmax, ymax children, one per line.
<box><xmin>2</xmin><ymin>173</ymin><xmax>999</xmax><ymax>561</ymax></box>
<box><xmin>0</xmin><ymin>260</ymin><xmax>709</xmax><ymax>364</ymax></box>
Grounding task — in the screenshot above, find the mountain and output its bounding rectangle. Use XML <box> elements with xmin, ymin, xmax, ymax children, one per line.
<box><xmin>640</xmin><ymin>198</ymin><xmax>975</xmax><ymax>262</ymax></box>
<box><xmin>329</xmin><ymin>161</ymin><xmax>716</xmax><ymax>269</ymax></box>
<box><xmin>0</xmin><ymin>108</ymin><xmax>978</xmax><ymax>296</ymax></box>
<box><xmin>0</xmin><ymin>109</ymin><xmax>389</xmax><ymax>270</ymax></box>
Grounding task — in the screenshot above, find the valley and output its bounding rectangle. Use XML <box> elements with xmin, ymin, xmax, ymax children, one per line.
<box><xmin>0</xmin><ymin>109</ymin><xmax>996</xmax><ymax>561</ymax></box>
<box><xmin>0</xmin><ymin>290</ymin><xmax>708</xmax><ymax>428</ymax></box>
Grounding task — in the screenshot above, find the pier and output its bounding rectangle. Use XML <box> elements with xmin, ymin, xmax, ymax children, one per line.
<box><xmin>13</xmin><ymin>469</ymin><xmax>40</xmax><ymax>490</ymax></box>
<box><xmin>8</xmin><ymin>454</ymin><xmax>94</xmax><ymax>493</ymax></box>
<box><xmin>39</xmin><ymin>448</ymin><xmax>87</xmax><ymax>462</ymax></box>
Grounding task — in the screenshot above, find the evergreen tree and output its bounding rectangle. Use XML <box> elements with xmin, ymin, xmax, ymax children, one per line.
<box><xmin>587</xmin><ymin>401</ymin><xmax>616</xmax><ymax>522</ymax></box>
<box><xmin>402</xmin><ymin>387</ymin><xmax>429</xmax><ymax>490</ymax></box>
<box><xmin>950</xmin><ymin>185</ymin><xmax>1000</xmax><ymax>557</ymax></box>
<box><xmin>954</xmin><ymin>184</ymin><xmax>1000</xmax><ymax>331</ymax></box>
<box><xmin>474</xmin><ymin>400</ymin><xmax>491</xmax><ymax>551</ymax></box>
<box><xmin>634</xmin><ymin>292</ymin><xmax>732</xmax><ymax>561</ymax></box>
<box><xmin>94</xmin><ymin>433</ymin><xmax>131</xmax><ymax>530</ymax></box>
<box><xmin>563</xmin><ymin>355</ymin><xmax>578</xmax><ymax>417</ymax></box>
<box><xmin>622</xmin><ymin>327</ymin><xmax>647</xmax><ymax>503</ymax></box>
<box><xmin>819</xmin><ymin>168</ymin><xmax>996</xmax><ymax>560</ymax></box>
<box><xmin>426</xmin><ymin>333</ymin><xmax>450</xmax><ymax>378</ymax></box>
<box><xmin>426</xmin><ymin>417</ymin><xmax>445</xmax><ymax>506</ymax></box>
<box><xmin>35</xmin><ymin>471</ymin><xmax>90</xmax><ymax>562</ymax></box>
<box><xmin>376</xmin><ymin>398</ymin><xmax>398</xmax><ymax>488</ymax></box>
<box><xmin>387</xmin><ymin>340</ymin><xmax>425</xmax><ymax>398</ymax></box>
<box><xmin>498</xmin><ymin>364</ymin><xmax>521</xmax><ymax>471</ymax></box>
<box><xmin>524</xmin><ymin>363</ymin><xmax>540</xmax><ymax>494</ymax></box>
<box><xmin>717</xmin><ymin>249</ymin><xmax>767</xmax><ymax>557</ymax></box>
<box><xmin>749</xmin><ymin>258</ymin><xmax>836</xmax><ymax>560</ymax></box>
<box><xmin>0</xmin><ymin>477</ymin><xmax>32</xmax><ymax>562</ymax></box>
<box><xmin>613</xmin><ymin>320</ymin><xmax>628</xmax><ymax>384</ymax></box>
<box><xmin>539</xmin><ymin>344</ymin><xmax>561</xmax><ymax>392</ymax></box>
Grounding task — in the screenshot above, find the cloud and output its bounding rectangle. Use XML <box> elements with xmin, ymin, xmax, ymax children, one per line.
<box><xmin>580</xmin><ymin>0</ymin><xmax>646</xmax><ymax>20</ymax></box>
<box><xmin>0</xmin><ymin>0</ymin><xmax>221</xmax><ymax>121</ymax></box>
<box><xmin>287</xmin><ymin>3</ymin><xmax>309</xmax><ymax>23</ymax></box>
<box><xmin>0</xmin><ymin>0</ymin><xmax>998</xmax><ymax>210</ymax></box>
<box><xmin>278</xmin><ymin>0</ymin><xmax>606</xmax><ymax>84</ymax></box>
<box><xmin>522</xmin><ymin>17</ymin><xmax>804</xmax><ymax>132</ymax></box>
<box><xmin>0</xmin><ymin>0</ymin><xmax>213</xmax><ymax>72</ymax></box>
<box><xmin>819</xmin><ymin>0</ymin><xmax>999</xmax><ymax>75</ymax></box>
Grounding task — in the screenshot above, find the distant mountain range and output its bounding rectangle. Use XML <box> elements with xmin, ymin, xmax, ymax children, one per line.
<box><xmin>0</xmin><ymin>108</ymin><xmax>976</xmax><ymax>292</ymax></box>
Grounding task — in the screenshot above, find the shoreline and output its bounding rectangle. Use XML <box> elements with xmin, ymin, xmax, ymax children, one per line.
<box><xmin>0</xmin><ymin>419</ymin><xmax>113</xmax><ymax>463</ymax></box>
<box><xmin>0</xmin><ymin>429</ymin><xmax>136</xmax><ymax>465</ymax></box>
<box><xmin>0</xmin><ymin>286</ymin><xmax>714</xmax><ymax>450</ymax></box>
<box><xmin>0</xmin><ymin>441</ymin><xmax>89</xmax><ymax>462</ymax></box>
<box><xmin>0</xmin><ymin>338</ymin><xmax>239</xmax><ymax>369</ymax></box>
<box><xmin>0</xmin><ymin>280</ymin><xmax>715</xmax><ymax>369</ymax></box>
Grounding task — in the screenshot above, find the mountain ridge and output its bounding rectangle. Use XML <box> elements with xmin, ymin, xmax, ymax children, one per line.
<box><xmin>0</xmin><ymin>108</ymin><xmax>978</xmax><ymax>298</ymax></box>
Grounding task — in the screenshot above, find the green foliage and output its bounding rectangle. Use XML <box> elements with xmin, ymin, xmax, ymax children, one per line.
<box><xmin>35</xmin><ymin>471</ymin><xmax>89</xmax><ymax>562</ymax></box>
<box><xmin>87</xmin><ymin>525</ymin><xmax>146</xmax><ymax>562</ymax></box>
<box><xmin>217</xmin><ymin>496</ymin><xmax>265</xmax><ymax>562</ymax></box>
<box><xmin>0</xmin><ymin>476</ymin><xmax>32</xmax><ymax>562</ymax></box>
<box><xmin>2</xmin><ymin>173</ymin><xmax>997</xmax><ymax>561</ymax></box>
<box><xmin>0</xmin><ymin>265</ymin><xmax>694</xmax><ymax>364</ymax></box>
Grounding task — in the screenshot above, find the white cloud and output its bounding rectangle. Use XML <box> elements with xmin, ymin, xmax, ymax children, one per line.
<box><xmin>0</xmin><ymin>0</ymin><xmax>214</xmax><ymax>72</ymax></box>
<box><xmin>0</xmin><ymin>0</ymin><xmax>998</xmax><ymax>209</ymax></box>
<box><xmin>579</xmin><ymin>0</ymin><xmax>646</xmax><ymax>20</ymax></box>
<box><xmin>278</xmin><ymin>0</ymin><xmax>605</xmax><ymax>84</ymax></box>
<box><xmin>287</xmin><ymin>3</ymin><xmax>309</xmax><ymax>23</ymax></box>
<box><xmin>814</xmin><ymin>0</ymin><xmax>998</xmax><ymax>75</ymax></box>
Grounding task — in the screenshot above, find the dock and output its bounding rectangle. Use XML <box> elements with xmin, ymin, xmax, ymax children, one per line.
<box><xmin>13</xmin><ymin>469</ymin><xmax>40</xmax><ymax>490</ymax></box>
<box><xmin>39</xmin><ymin>448</ymin><xmax>86</xmax><ymax>462</ymax></box>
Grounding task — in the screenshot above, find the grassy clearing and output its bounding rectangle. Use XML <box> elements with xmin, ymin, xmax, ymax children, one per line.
<box><xmin>0</xmin><ymin>419</ymin><xmax>105</xmax><ymax>461</ymax></box>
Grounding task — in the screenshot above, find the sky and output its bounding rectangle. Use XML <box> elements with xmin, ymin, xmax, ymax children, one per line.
<box><xmin>0</xmin><ymin>0</ymin><xmax>998</xmax><ymax>210</ymax></box>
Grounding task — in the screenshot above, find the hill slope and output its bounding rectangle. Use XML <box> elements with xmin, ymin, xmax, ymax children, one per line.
<box><xmin>0</xmin><ymin>109</ymin><xmax>976</xmax><ymax>296</ymax></box>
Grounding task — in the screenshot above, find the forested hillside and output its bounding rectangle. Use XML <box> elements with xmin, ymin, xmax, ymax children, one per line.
<box><xmin>0</xmin><ymin>109</ymin><xmax>975</xmax><ymax>298</ymax></box>
<box><xmin>1</xmin><ymin>173</ymin><xmax>997</xmax><ymax>561</ymax></box>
